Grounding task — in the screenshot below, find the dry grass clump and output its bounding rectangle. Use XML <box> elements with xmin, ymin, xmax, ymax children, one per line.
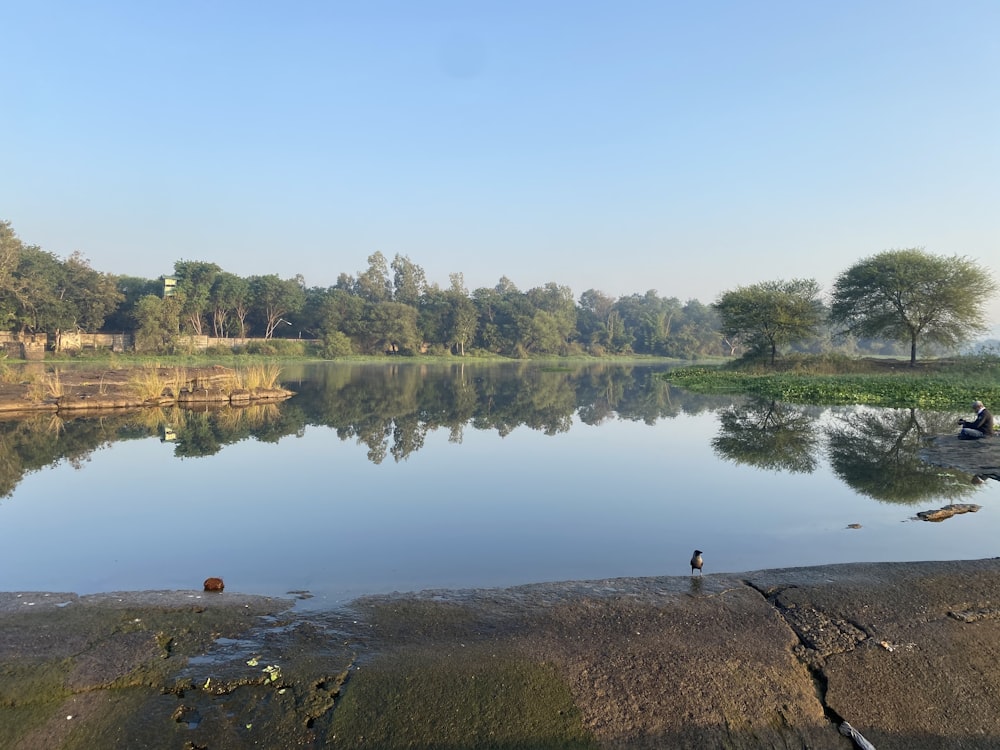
<box><xmin>25</xmin><ymin>371</ymin><xmax>64</xmax><ymax>402</ymax></box>
<box><xmin>128</xmin><ymin>365</ymin><xmax>189</xmax><ymax>400</ymax></box>
<box><xmin>0</xmin><ymin>360</ymin><xmax>20</xmax><ymax>384</ymax></box>
<box><xmin>45</xmin><ymin>371</ymin><xmax>64</xmax><ymax>398</ymax></box>
<box><xmin>235</xmin><ymin>363</ymin><xmax>282</xmax><ymax>391</ymax></box>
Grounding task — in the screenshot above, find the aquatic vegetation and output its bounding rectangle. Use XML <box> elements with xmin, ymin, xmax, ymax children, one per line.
<box><xmin>666</xmin><ymin>365</ymin><xmax>1000</xmax><ymax>408</ymax></box>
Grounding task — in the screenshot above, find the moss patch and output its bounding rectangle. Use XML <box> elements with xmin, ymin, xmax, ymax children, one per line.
<box><xmin>0</xmin><ymin>593</ymin><xmax>291</xmax><ymax>749</ymax></box>
<box><xmin>331</xmin><ymin>644</ymin><xmax>598</xmax><ymax>750</ymax></box>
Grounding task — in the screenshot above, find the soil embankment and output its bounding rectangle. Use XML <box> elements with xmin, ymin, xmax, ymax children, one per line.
<box><xmin>5</xmin><ymin>560</ymin><xmax>1000</xmax><ymax>749</ymax></box>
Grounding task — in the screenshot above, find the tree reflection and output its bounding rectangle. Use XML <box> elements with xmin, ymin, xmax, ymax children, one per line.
<box><xmin>0</xmin><ymin>414</ymin><xmax>105</xmax><ymax>497</ymax></box>
<box><xmin>0</xmin><ymin>363</ymin><xmax>728</xmax><ymax>493</ymax></box>
<box><xmin>825</xmin><ymin>408</ymin><xmax>974</xmax><ymax>503</ymax></box>
<box><xmin>711</xmin><ymin>398</ymin><xmax>820</xmax><ymax>474</ymax></box>
<box><xmin>294</xmin><ymin>363</ymin><xmax>723</xmax><ymax>462</ymax></box>
<box><xmin>2</xmin><ymin>364</ymin><xmax>980</xmax><ymax>503</ymax></box>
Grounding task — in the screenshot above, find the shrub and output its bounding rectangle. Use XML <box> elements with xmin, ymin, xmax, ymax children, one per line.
<box><xmin>244</xmin><ymin>341</ymin><xmax>277</xmax><ymax>356</ymax></box>
<box><xmin>245</xmin><ymin>339</ymin><xmax>307</xmax><ymax>357</ymax></box>
<box><xmin>321</xmin><ymin>331</ymin><xmax>355</xmax><ymax>358</ymax></box>
<box><xmin>204</xmin><ymin>345</ymin><xmax>237</xmax><ymax>357</ymax></box>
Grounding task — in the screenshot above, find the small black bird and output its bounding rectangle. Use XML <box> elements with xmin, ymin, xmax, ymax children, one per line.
<box><xmin>690</xmin><ymin>550</ymin><xmax>704</xmax><ymax>575</ymax></box>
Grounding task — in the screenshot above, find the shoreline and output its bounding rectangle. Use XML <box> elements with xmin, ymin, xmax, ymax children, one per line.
<box><xmin>5</xmin><ymin>559</ymin><xmax>1000</xmax><ymax>749</ymax></box>
<box><xmin>0</xmin><ymin>364</ymin><xmax>294</xmax><ymax>416</ymax></box>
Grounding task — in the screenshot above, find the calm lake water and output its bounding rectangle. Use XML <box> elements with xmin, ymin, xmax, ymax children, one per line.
<box><xmin>0</xmin><ymin>361</ymin><xmax>997</xmax><ymax>609</ymax></box>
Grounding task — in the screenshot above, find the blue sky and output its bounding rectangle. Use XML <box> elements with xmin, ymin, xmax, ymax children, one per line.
<box><xmin>3</xmin><ymin>1</ymin><xmax>999</xmax><ymax>327</ymax></box>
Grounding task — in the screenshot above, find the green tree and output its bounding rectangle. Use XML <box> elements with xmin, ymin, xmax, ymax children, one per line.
<box><xmin>321</xmin><ymin>329</ymin><xmax>354</xmax><ymax>357</ymax></box>
<box><xmin>104</xmin><ymin>276</ymin><xmax>161</xmax><ymax>332</ymax></box>
<box><xmin>6</xmin><ymin>246</ymin><xmax>120</xmax><ymax>346</ymax></box>
<box><xmin>174</xmin><ymin>260</ymin><xmax>221</xmax><ymax>335</ymax></box>
<box><xmin>355</xmin><ymin>251</ymin><xmax>392</xmax><ymax>304</ymax></box>
<box><xmin>318</xmin><ymin>287</ymin><xmax>365</xmax><ymax>346</ymax></box>
<box><xmin>714</xmin><ymin>279</ymin><xmax>823</xmax><ymax>364</ymax></box>
<box><xmin>0</xmin><ymin>221</ymin><xmax>26</xmax><ymax>328</ymax></box>
<box><xmin>209</xmin><ymin>272</ymin><xmax>250</xmax><ymax>338</ymax></box>
<box><xmin>829</xmin><ymin>249</ymin><xmax>995</xmax><ymax>365</ymax></box>
<box><xmin>249</xmin><ymin>275</ymin><xmax>305</xmax><ymax>339</ymax></box>
<box><xmin>446</xmin><ymin>290</ymin><xmax>477</xmax><ymax>355</ymax></box>
<box><xmin>519</xmin><ymin>311</ymin><xmax>563</xmax><ymax>354</ymax></box>
<box><xmin>525</xmin><ymin>283</ymin><xmax>577</xmax><ymax>354</ymax></box>
<box><xmin>391</xmin><ymin>254</ymin><xmax>427</xmax><ymax>306</ymax></box>
<box><xmin>668</xmin><ymin>299</ymin><xmax>722</xmax><ymax>358</ymax></box>
<box><xmin>578</xmin><ymin>289</ymin><xmax>628</xmax><ymax>353</ymax></box>
<box><xmin>418</xmin><ymin>281</ymin><xmax>477</xmax><ymax>355</ymax></box>
<box><xmin>12</xmin><ymin>245</ymin><xmax>69</xmax><ymax>336</ymax></box>
<box><xmin>364</xmin><ymin>301</ymin><xmax>420</xmax><ymax>354</ymax></box>
<box><xmin>473</xmin><ymin>278</ymin><xmax>531</xmax><ymax>355</ymax></box>
<box><xmin>0</xmin><ymin>221</ymin><xmax>20</xmax><ymax>276</ymax></box>
<box><xmin>614</xmin><ymin>291</ymin><xmax>680</xmax><ymax>355</ymax></box>
<box><xmin>60</xmin><ymin>252</ymin><xmax>123</xmax><ymax>333</ymax></box>
<box><xmin>133</xmin><ymin>294</ymin><xmax>182</xmax><ymax>352</ymax></box>
<box><xmin>417</xmin><ymin>285</ymin><xmax>450</xmax><ymax>349</ymax></box>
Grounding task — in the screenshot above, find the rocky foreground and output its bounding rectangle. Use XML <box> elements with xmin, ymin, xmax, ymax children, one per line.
<box><xmin>4</xmin><ymin>559</ymin><xmax>1000</xmax><ymax>749</ymax></box>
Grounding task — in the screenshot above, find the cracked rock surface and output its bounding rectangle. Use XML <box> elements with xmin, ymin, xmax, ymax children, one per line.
<box><xmin>748</xmin><ymin>560</ymin><xmax>1000</xmax><ymax>749</ymax></box>
<box><xmin>4</xmin><ymin>560</ymin><xmax>1000</xmax><ymax>748</ymax></box>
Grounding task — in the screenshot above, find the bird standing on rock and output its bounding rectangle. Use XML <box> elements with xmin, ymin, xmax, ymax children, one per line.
<box><xmin>690</xmin><ymin>550</ymin><xmax>703</xmax><ymax>575</ymax></box>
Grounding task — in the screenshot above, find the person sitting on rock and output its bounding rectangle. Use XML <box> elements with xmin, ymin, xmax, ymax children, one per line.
<box><xmin>958</xmin><ymin>400</ymin><xmax>994</xmax><ymax>439</ymax></box>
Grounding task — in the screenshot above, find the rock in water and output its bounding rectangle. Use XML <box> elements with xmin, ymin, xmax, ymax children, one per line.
<box><xmin>916</xmin><ymin>504</ymin><xmax>981</xmax><ymax>522</ymax></box>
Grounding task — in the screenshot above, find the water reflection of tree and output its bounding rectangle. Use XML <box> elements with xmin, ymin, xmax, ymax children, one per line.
<box><xmin>0</xmin><ymin>415</ymin><xmax>106</xmax><ymax>498</ymax></box>
<box><xmin>825</xmin><ymin>408</ymin><xmax>974</xmax><ymax>504</ymax></box>
<box><xmin>0</xmin><ymin>364</ymin><xmax>757</xmax><ymax>493</ymax></box>
<box><xmin>1</xmin><ymin>367</ymin><xmax>987</xmax><ymax>506</ymax></box>
<box><xmin>294</xmin><ymin>363</ymin><xmax>720</xmax><ymax>462</ymax></box>
<box><xmin>171</xmin><ymin>404</ymin><xmax>293</xmax><ymax>458</ymax></box>
<box><xmin>711</xmin><ymin>398</ymin><xmax>820</xmax><ymax>474</ymax></box>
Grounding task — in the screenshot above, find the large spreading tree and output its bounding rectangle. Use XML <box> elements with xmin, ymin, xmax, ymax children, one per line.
<box><xmin>0</xmin><ymin>221</ymin><xmax>122</xmax><ymax>345</ymax></box>
<box><xmin>714</xmin><ymin>279</ymin><xmax>823</xmax><ymax>364</ymax></box>
<box><xmin>829</xmin><ymin>249</ymin><xmax>995</xmax><ymax>365</ymax></box>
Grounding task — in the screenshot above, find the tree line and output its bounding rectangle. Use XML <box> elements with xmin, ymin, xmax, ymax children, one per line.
<box><xmin>0</xmin><ymin>220</ymin><xmax>723</xmax><ymax>358</ymax></box>
<box><xmin>715</xmin><ymin>250</ymin><xmax>995</xmax><ymax>365</ymax></box>
<box><xmin>1</xmin><ymin>220</ymin><xmax>994</xmax><ymax>362</ymax></box>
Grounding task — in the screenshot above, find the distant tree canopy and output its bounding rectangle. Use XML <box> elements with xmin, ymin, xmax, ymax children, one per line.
<box><xmin>1</xmin><ymin>220</ymin><xmax>993</xmax><ymax>360</ymax></box>
<box><xmin>714</xmin><ymin>279</ymin><xmax>824</xmax><ymax>364</ymax></box>
<box><xmin>830</xmin><ymin>249</ymin><xmax>995</xmax><ymax>365</ymax></box>
<box><xmin>0</xmin><ymin>220</ymin><xmax>122</xmax><ymax>345</ymax></box>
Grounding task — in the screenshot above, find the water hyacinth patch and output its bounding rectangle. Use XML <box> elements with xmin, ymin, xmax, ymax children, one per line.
<box><xmin>666</xmin><ymin>366</ymin><xmax>1000</xmax><ymax>409</ymax></box>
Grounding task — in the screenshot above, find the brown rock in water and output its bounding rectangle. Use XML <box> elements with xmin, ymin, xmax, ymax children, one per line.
<box><xmin>916</xmin><ymin>504</ymin><xmax>981</xmax><ymax>522</ymax></box>
<box><xmin>203</xmin><ymin>577</ymin><xmax>225</xmax><ymax>592</ymax></box>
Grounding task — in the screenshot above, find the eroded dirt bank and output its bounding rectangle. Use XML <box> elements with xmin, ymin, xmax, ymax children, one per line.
<box><xmin>4</xmin><ymin>560</ymin><xmax>1000</xmax><ymax>749</ymax></box>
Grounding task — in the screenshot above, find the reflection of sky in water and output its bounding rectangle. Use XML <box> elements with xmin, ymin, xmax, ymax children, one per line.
<box><xmin>0</xmin><ymin>406</ymin><xmax>997</xmax><ymax>609</ymax></box>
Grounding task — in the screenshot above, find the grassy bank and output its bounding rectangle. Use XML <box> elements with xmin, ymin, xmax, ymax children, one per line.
<box><xmin>664</xmin><ymin>353</ymin><xmax>1000</xmax><ymax>408</ymax></box>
